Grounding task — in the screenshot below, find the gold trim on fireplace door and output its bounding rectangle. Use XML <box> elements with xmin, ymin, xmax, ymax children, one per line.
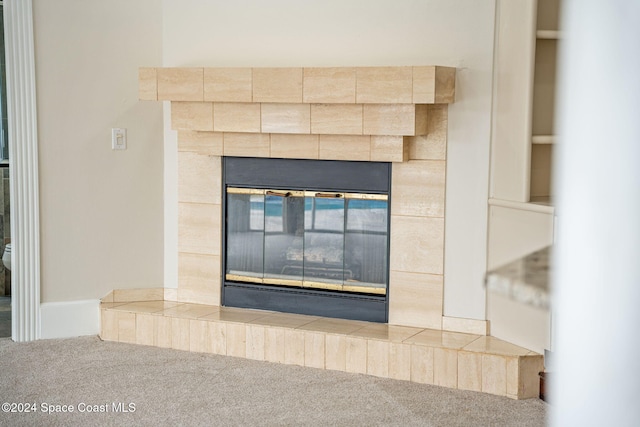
<box><xmin>225</xmin><ymin>274</ymin><xmax>387</xmax><ymax>295</ymax></box>
<box><xmin>226</xmin><ymin>187</ymin><xmax>388</xmax><ymax>201</ymax></box>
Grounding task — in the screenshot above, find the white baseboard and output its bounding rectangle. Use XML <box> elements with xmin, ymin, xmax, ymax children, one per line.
<box><xmin>40</xmin><ymin>300</ymin><xmax>101</xmax><ymax>339</ymax></box>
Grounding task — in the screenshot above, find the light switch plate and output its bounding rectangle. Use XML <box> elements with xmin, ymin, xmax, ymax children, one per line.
<box><xmin>112</xmin><ymin>128</ymin><xmax>127</xmax><ymax>150</ymax></box>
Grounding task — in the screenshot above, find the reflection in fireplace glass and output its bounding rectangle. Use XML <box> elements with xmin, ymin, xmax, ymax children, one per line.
<box><xmin>225</xmin><ymin>188</ymin><xmax>388</xmax><ymax>295</ymax></box>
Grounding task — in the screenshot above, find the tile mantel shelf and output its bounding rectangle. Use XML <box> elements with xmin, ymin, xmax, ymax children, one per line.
<box><xmin>139</xmin><ymin>67</ymin><xmax>455</xmax><ymax>159</ymax></box>
<box><xmin>139</xmin><ymin>66</ymin><xmax>456</xmax><ymax>105</ymax></box>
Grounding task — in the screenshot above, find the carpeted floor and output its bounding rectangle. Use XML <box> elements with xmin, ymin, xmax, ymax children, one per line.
<box><xmin>0</xmin><ymin>336</ymin><xmax>547</xmax><ymax>426</ymax></box>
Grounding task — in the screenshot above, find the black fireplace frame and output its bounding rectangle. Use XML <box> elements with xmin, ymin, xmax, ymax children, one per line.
<box><xmin>221</xmin><ymin>157</ymin><xmax>391</xmax><ymax>323</ymax></box>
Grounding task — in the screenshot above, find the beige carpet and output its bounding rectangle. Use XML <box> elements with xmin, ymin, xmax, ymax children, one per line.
<box><xmin>0</xmin><ymin>336</ymin><xmax>547</xmax><ymax>426</ymax></box>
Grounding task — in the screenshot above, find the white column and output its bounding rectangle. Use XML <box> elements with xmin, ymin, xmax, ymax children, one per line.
<box><xmin>552</xmin><ymin>1</ymin><xmax>640</xmax><ymax>425</ymax></box>
<box><xmin>3</xmin><ymin>0</ymin><xmax>41</xmax><ymax>341</ymax></box>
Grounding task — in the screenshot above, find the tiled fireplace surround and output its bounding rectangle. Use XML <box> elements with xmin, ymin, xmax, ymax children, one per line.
<box><xmin>99</xmin><ymin>66</ymin><xmax>543</xmax><ymax>399</ymax></box>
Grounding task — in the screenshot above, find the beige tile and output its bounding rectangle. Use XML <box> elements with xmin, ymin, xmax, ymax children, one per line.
<box><xmin>189</xmin><ymin>319</ymin><xmax>209</xmax><ymax>353</ymax></box>
<box><xmin>200</xmin><ymin>306</ymin><xmax>269</xmax><ymax>324</ymax></box>
<box><xmin>435</xmin><ymin>66</ymin><xmax>456</xmax><ymax>104</ymax></box>
<box><xmin>264</xmin><ymin>327</ymin><xmax>285</xmax><ymax>363</ymax></box>
<box><xmin>246</xmin><ymin>324</ymin><xmax>265</xmax><ymax>361</ymax></box>
<box><xmin>115</xmin><ymin>301</ymin><xmax>181</xmax><ymax>315</ymax></box>
<box><xmin>404</xmin><ymin>329</ymin><xmax>479</xmax><ymax>350</ymax></box>
<box><xmin>253</xmin><ymin>68</ymin><xmax>303</xmax><ymax>103</ymax></box>
<box><xmin>325</xmin><ymin>334</ymin><xmax>347</xmax><ymax>371</ymax></box>
<box><xmin>412</xmin><ymin>66</ymin><xmax>437</xmax><ymax>104</ymax></box>
<box><xmin>261</xmin><ymin>103</ymin><xmax>310</xmax><ymax>134</ymax></box>
<box><xmin>390</xmin><ymin>215</ymin><xmax>444</xmax><ymax>275</ymax></box>
<box><xmin>304</xmin><ymin>331</ymin><xmax>326</xmax><ymax>369</ymax></box>
<box><xmin>442</xmin><ymin>317</ymin><xmax>489</xmax><ymax>336</ymax></box>
<box><xmin>408</xmin><ymin>105</ymin><xmax>448</xmax><ymax>161</ymax></box>
<box><xmin>164</xmin><ymin>288</ymin><xmax>179</xmax><ymax>302</ymax></box>
<box><xmin>113</xmin><ymin>288</ymin><xmax>164</xmax><ymax>302</ymax></box>
<box><xmin>178</xmin><ymin>202</ymin><xmax>221</xmax><ymax>255</ymax></box>
<box><xmin>100</xmin><ymin>309</ymin><xmax>118</xmax><ymax>341</ymax></box>
<box><xmin>506</xmin><ymin>356</ymin><xmax>520</xmax><ymax>398</ymax></box>
<box><xmin>367</xmin><ymin>340</ymin><xmax>389</xmax><ymax>378</ymax></box>
<box><xmin>413</xmin><ymin>67</ymin><xmax>456</xmax><ymax>104</ymax></box>
<box><xmin>356</xmin><ymin>67</ymin><xmax>412</xmax><ymax>104</ymax></box>
<box><xmin>415</xmin><ymin>104</ymin><xmax>429</xmax><ymax>135</ymax></box>
<box><xmin>434</xmin><ymin>348</ymin><xmax>458</xmax><ymax>389</ymax></box>
<box><xmin>517</xmin><ymin>355</ymin><xmax>544</xmax><ymax>399</ymax></box>
<box><xmin>310</xmin><ymin>104</ymin><xmax>363</xmax><ymax>135</ymax></box>
<box><xmin>270</xmin><ymin>134</ymin><xmax>319</xmax><ymax>160</ymax></box>
<box><xmin>319</xmin><ymin>135</ymin><xmax>370</xmax><ymax>161</ymax></box>
<box><xmin>116</xmin><ymin>312</ymin><xmax>136</xmax><ymax>344</ymax></box>
<box><xmin>154</xmin><ymin>316</ymin><xmax>172</xmax><ymax>348</ymax></box>
<box><xmin>178</xmin><ymin>151</ymin><xmax>221</xmax><ymax>204</ymax></box>
<box><xmin>101</xmin><ymin>291</ymin><xmax>114</xmax><ymax>303</ymax></box>
<box><xmin>392</xmin><ymin>160</ymin><xmax>445</xmax><ymax>218</ymax></box>
<box><xmin>204</xmin><ymin>68</ymin><xmax>252</xmax><ymax>102</ymax></box>
<box><xmin>457</xmin><ymin>351</ymin><xmax>482</xmax><ymax>392</ymax></box>
<box><xmin>363</xmin><ymin>104</ymin><xmax>417</xmax><ymax>136</ymax></box>
<box><xmin>178</xmin><ymin>253</ymin><xmax>221</xmax><ymax>306</ymax></box>
<box><xmin>157</xmin><ymin>68</ymin><xmax>204</xmax><ymax>101</ymax></box>
<box><xmin>370</xmin><ymin>136</ymin><xmax>407</xmax><ymax>163</ymax></box>
<box><xmin>223</xmin><ymin>132</ymin><xmax>270</xmax><ymax>158</ymax></box>
<box><xmin>178</xmin><ymin>131</ymin><xmax>223</xmax><ymax>155</ymax></box>
<box><xmin>138</xmin><ymin>67</ymin><xmax>157</xmax><ymax>101</ymax></box>
<box><xmin>163</xmin><ymin>301</ymin><xmax>219</xmax><ymax>322</ymax></box>
<box><xmin>100</xmin><ymin>302</ymin><xmax>127</xmax><ymax>310</ymax></box>
<box><xmin>389</xmin><ymin>342</ymin><xmax>412</xmax><ymax>381</ymax></box>
<box><xmin>171</xmin><ymin>102</ymin><xmax>213</xmax><ymax>131</ymax></box>
<box><xmin>284</xmin><ymin>329</ymin><xmax>305</xmax><ymax>366</ymax></box>
<box><xmin>303</xmin><ymin>67</ymin><xmax>356</xmax><ymax>103</ymax></box>
<box><xmin>345</xmin><ymin>337</ymin><xmax>368</xmax><ymax>374</ymax></box>
<box><xmin>208</xmin><ymin>321</ymin><xmax>227</xmax><ymax>355</ymax></box>
<box><xmin>388</xmin><ymin>271</ymin><xmax>443</xmax><ymax>329</ymax></box>
<box><xmin>410</xmin><ymin>344</ymin><xmax>434</xmax><ymax>384</ymax></box>
<box><xmin>297</xmin><ymin>317</ymin><xmax>366</xmax><ymax>335</ymax></box>
<box><xmin>171</xmin><ymin>317</ymin><xmax>190</xmax><ymax>351</ymax></box>
<box><xmin>482</xmin><ymin>354</ymin><xmax>507</xmax><ymax>396</ymax></box>
<box><xmin>177</xmin><ymin>288</ymin><xmax>220</xmax><ymax>307</ymax></box>
<box><xmin>349</xmin><ymin>323</ymin><xmax>423</xmax><ymax>343</ymax></box>
<box><xmin>249</xmin><ymin>312</ymin><xmax>318</xmax><ymax>329</ymax></box>
<box><xmin>226</xmin><ymin>323</ymin><xmax>247</xmax><ymax>358</ymax></box>
<box><xmin>213</xmin><ymin>102</ymin><xmax>261</xmax><ymax>133</ymax></box>
<box><xmin>463</xmin><ymin>336</ymin><xmax>532</xmax><ymax>357</ymax></box>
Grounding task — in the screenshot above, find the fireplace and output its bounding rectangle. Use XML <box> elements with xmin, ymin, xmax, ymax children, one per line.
<box><xmin>222</xmin><ymin>157</ymin><xmax>391</xmax><ymax>322</ymax></box>
<box><xmin>139</xmin><ymin>65</ymin><xmax>454</xmax><ymax>330</ymax></box>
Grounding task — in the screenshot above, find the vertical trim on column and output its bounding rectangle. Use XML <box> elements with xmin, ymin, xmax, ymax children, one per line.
<box><xmin>4</xmin><ymin>0</ymin><xmax>41</xmax><ymax>341</ymax></box>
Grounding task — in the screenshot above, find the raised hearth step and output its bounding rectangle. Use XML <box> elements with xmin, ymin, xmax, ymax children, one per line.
<box><xmin>100</xmin><ymin>299</ymin><xmax>543</xmax><ymax>400</ymax></box>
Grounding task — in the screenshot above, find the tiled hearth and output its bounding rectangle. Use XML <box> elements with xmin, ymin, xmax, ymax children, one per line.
<box><xmin>100</xmin><ymin>291</ymin><xmax>542</xmax><ymax>399</ymax></box>
<box><xmin>121</xmin><ymin>66</ymin><xmax>543</xmax><ymax>398</ymax></box>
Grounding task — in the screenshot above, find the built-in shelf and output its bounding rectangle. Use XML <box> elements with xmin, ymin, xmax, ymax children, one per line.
<box><xmin>532</xmin><ymin>135</ymin><xmax>555</xmax><ymax>144</ymax></box>
<box><xmin>529</xmin><ymin>196</ymin><xmax>554</xmax><ymax>207</ymax></box>
<box><xmin>536</xmin><ymin>30</ymin><xmax>562</xmax><ymax>40</ymax></box>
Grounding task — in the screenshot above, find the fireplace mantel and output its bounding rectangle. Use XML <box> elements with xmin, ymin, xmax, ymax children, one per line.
<box><xmin>140</xmin><ymin>66</ymin><xmax>454</xmax><ymax>163</ymax></box>
<box><xmin>139</xmin><ymin>65</ymin><xmax>453</xmax><ymax>330</ymax></box>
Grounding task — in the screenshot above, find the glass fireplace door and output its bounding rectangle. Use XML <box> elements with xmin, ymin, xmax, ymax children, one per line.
<box><xmin>225</xmin><ymin>187</ymin><xmax>388</xmax><ymax>296</ymax></box>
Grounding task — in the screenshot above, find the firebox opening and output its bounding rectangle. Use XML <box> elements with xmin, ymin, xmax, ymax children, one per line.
<box><xmin>222</xmin><ymin>157</ymin><xmax>391</xmax><ymax>323</ymax></box>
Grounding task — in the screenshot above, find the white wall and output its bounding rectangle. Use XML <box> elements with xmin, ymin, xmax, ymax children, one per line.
<box><xmin>33</xmin><ymin>0</ymin><xmax>164</xmax><ymax>302</ymax></box>
<box><xmin>161</xmin><ymin>0</ymin><xmax>496</xmax><ymax>320</ymax></box>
